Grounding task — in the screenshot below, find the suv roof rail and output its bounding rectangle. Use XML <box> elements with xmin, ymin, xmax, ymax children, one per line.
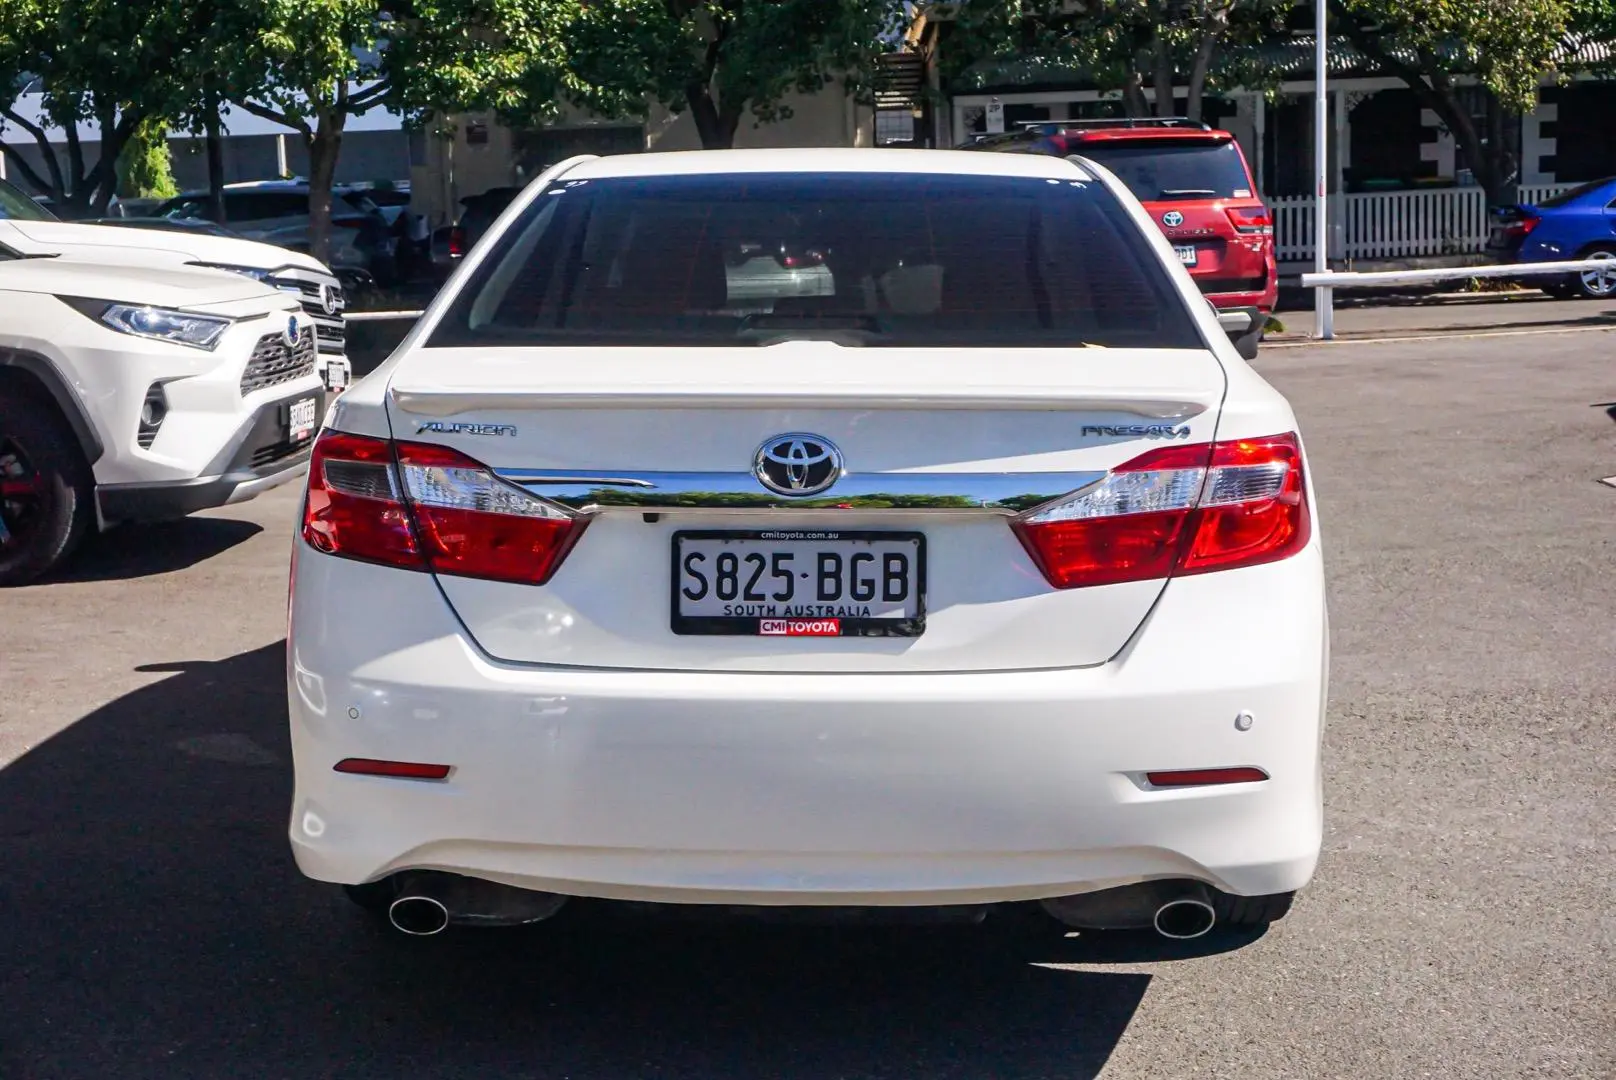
<box><xmin>1014</xmin><ymin>117</ymin><xmax>1212</xmax><ymax>132</ymax></box>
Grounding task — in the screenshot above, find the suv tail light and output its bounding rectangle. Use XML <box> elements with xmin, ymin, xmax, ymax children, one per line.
<box><xmin>303</xmin><ymin>431</ymin><xmax>587</xmax><ymax>585</ymax></box>
<box><xmin>448</xmin><ymin>225</ymin><xmax>467</xmax><ymax>258</ymax></box>
<box><xmin>1011</xmin><ymin>434</ymin><xmax>1309</xmax><ymax>589</ymax></box>
<box><xmin>1226</xmin><ymin>206</ymin><xmax>1273</xmax><ymax>235</ymax></box>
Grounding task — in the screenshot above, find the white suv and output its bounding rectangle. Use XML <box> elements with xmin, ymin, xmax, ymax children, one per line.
<box><xmin>288</xmin><ymin>150</ymin><xmax>1328</xmax><ymax>942</ymax></box>
<box><xmin>0</xmin><ymin>259</ymin><xmax>325</xmax><ymax>584</ymax></box>
<box><xmin>0</xmin><ymin>178</ymin><xmax>352</xmax><ymax>392</ymax></box>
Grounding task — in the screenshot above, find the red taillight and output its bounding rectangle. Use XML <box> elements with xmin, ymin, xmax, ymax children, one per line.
<box><xmin>1226</xmin><ymin>206</ymin><xmax>1273</xmax><ymax>235</ymax></box>
<box><xmin>1011</xmin><ymin>433</ymin><xmax>1310</xmax><ymax>590</ymax></box>
<box><xmin>448</xmin><ymin>226</ymin><xmax>466</xmax><ymax>257</ymax></box>
<box><xmin>334</xmin><ymin>758</ymin><xmax>453</xmax><ymax>780</ymax></box>
<box><xmin>1146</xmin><ymin>767</ymin><xmax>1269</xmax><ymax>788</ymax></box>
<box><xmin>302</xmin><ymin>430</ymin><xmax>587</xmax><ymax>585</ymax></box>
<box><xmin>1502</xmin><ymin>213</ymin><xmax>1540</xmax><ymax>239</ymax></box>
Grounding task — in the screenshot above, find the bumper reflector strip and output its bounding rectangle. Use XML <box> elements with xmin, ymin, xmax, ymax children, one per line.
<box><xmin>1145</xmin><ymin>767</ymin><xmax>1269</xmax><ymax>788</ymax></box>
<box><xmin>334</xmin><ymin>758</ymin><xmax>453</xmax><ymax>781</ymax></box>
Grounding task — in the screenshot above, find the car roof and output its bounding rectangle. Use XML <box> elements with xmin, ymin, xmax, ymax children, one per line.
<box><xmin>562</xmin><ymin>148</ymin><xmax>1094</xmax><ymax>183</ymax></box>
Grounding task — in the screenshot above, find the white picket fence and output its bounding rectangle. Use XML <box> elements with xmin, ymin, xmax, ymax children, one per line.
<box><xmin>1271</xmin><ymin>184</ymin><xmax>1572</xmax><ymax>263</ymax></box>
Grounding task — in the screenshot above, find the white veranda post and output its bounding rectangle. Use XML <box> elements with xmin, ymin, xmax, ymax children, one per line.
<box><xmin>1313</xmin><ymin>0</ymin><xmax>1333</xmax><ymax>338</ymax></box>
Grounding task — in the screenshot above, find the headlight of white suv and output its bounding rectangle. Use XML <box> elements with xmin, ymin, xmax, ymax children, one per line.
<box><xmin>62</xmin><ymin>299</ymin><xmax>233</xmax><ymax>351</ymax></box>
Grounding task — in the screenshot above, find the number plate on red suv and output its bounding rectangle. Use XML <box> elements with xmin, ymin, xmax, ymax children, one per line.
<box><xmin>671</xmin><ymin>530</ymin><xmax>926</xmax><ymax>637</ymax></box>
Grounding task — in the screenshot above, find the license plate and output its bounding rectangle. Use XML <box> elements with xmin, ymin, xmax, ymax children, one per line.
<box><xmin>323</xmin><ymin>360</ymin><xmax>351</xmax><ymax>392</ymax></box>
<box><xmin>1175</xmin><ymin>244</ymin><xmax>1198</xmax><ymax>266</ymax></box>
<box><xmin>285</xmin><ymin>397</ymin><xmax>318</xmax><ymax>443</ymax></box>
<box><xmin>671</xmin><ymin>530</ymin><xmax>926</xmax><ymax>637</ymax></box>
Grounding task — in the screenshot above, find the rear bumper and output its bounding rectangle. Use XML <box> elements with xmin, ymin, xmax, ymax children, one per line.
<box><xmin>287</xmin><ymin>541</ymin><xmax>1329</xmax><ymax>905</ymax></box>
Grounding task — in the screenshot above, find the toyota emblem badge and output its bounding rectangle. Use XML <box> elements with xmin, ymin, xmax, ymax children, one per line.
<box><xmin>754</xmin><ymin>434</ymin><xmax>843</xmax><ymax>497</ymax></box>
<box><xmin>1162</xmin><ymin>210</ymin><xmax>1185</xmax><ymax>228</ymax></box>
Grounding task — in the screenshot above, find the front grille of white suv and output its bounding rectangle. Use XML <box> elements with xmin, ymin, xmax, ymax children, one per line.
<box><xmin>241</xmin><ymin>331</ymin><xmax>318</xmax><ymax>395</ymax></box>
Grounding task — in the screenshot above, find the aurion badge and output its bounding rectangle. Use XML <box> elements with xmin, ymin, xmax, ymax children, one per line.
<box><xmin>754</xmin><ymin>433</ymin><xmax>842</xmax><ymax>497</ymax></box>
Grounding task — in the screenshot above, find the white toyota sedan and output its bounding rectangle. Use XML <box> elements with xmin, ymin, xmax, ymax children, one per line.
<box><xmin>287</xmin><ymin>148</ymin><xmax>1327</xmax><ymax>942</ymax></box>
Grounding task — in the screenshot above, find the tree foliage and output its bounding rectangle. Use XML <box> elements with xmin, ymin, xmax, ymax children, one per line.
<box><xmin>116</xmin><ymin>115</ymin><xmax>179</xmax><ymax>199</ymax></box>
<box><xmin>203</xmin><ymin>0</ymin><xmax>574</xmax><ymax>263</ymax></box>
<box><xmin>0</xmin><ymin>0</ymin><xmax>195</xmax><ymax>214</ymax></box>
<box><xmin>942</xmin><ymin>1</ymin><xmax>1294</xmax><ymax>122</ymax></box>
<box><xmin>1332</xmin><ymin>0</ymin><xmax>1572</xmax><ymax>204</ymax></box>
<box><xmin>551</xmin><ymin>0</ymin><xmax>907</xmax><ymax>149</ymax></box>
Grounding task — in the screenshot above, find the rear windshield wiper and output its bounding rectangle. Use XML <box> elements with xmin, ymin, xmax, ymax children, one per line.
<box><xmin>1159</xmin><ymin>188</ymin><xmax>1218</xmax><ymax>198</ymax></box>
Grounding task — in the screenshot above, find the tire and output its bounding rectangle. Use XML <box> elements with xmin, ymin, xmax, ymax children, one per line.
<box><xmin>1214</xmin><ymin>890</ymin><xmax>1295</xmax><ymax>928</ymax></box>
<box><xmin>1572</xmin><ymin>246</ymin><xmax>1616</xmax><ymax>299</ymax></box>
<box><xmin>0</xmin><ymin>391</ymin><xmax>93</xmax><ymax>586</ymax></box>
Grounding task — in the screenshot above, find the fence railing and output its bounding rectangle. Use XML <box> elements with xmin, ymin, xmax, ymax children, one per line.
<box><xmin>1271</xmin><ymin>184</ymin><xmax>1574</xmax><ymax>263</ymax></box>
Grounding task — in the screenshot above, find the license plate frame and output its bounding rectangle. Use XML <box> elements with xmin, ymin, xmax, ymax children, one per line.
<box><xmin>670</xmin><ymin>529</ymin><xmax>927</xmax><ymax>638</ymax></box>
<box><xmin>284</xmin><ymin>396</ymin><xmax>318</xmax><ymax>443</ymax></box>
<box><xmin>1175</xmin><ymin>244</ymin><xmax>1198</xmax><ymax>267</ymax></box>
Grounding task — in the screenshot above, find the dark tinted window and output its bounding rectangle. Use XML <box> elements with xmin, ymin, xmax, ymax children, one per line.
<box><xmin>430</xmin><ymin>173</ymin><xmax>1200</xmax><ymax>350</ymax></box>
<box><xmin>226</xmin><ymin>192</ymin><xmax>310</xmax><ymax>219</ymax></box>
<box><xmin>1073</xmin><ymin>141</ymin><xmax>1254</xmax><ymax>201</ymax></box>
<box><xmin>0</xmin><ymin>178</ymin><xmax>54</xmax><ymax>221</ymax></box>
<box><xmin>1538</xmin><ymin>177</ymin><xmax>1615</xmax><ymax>209</ymax></box>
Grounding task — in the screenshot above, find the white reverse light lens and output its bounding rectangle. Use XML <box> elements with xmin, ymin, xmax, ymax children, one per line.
<box><xmin>99</xmin><ymin>304</ymin><xmax>231</xmax><ymax>350</ymax></box>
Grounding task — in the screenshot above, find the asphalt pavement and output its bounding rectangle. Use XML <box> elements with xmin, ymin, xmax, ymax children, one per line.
<box><xmin>1</xmin><ymin>327</ymin><xmax>1613</xmax><ymax>1079</ymax></box>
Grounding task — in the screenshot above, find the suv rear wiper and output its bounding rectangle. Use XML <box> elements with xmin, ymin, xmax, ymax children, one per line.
<box><xmin>1159</xmin><ymin>188</ymin><xmax>1217</xmax><ymax>198</ymax></box>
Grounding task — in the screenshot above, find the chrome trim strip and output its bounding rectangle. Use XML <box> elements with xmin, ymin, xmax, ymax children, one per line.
<box><xmin>497</xmin><ymin>469</ymin><xmax>1105</xmax><ymax>513</ymax></box>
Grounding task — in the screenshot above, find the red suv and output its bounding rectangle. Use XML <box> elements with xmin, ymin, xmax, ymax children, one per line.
<box><xmin>962</xmin><ymin>119</ymin><xmax>1277</xmax><ymax>357</ymax></box>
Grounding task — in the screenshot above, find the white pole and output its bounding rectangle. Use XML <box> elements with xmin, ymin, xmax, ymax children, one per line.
<box><xmin>1313</xmin><ymin>0</ymin><xmax>1333</xmax><ymax>338</ymax></box>
<box><xmin>276</xmin><ymin>133</ymin><xmax>289</xmax><ymax>179</ymax></box>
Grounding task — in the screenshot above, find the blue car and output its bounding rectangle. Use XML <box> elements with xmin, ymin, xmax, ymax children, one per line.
<box><xmin>1487</xmin><ymin>177</ymin><xmax>1616</xmax><ymax>299</ymax></box>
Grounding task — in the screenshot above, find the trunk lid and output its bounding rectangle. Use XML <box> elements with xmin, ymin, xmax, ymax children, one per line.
<box><xmin>384</xmin><ymin>343</ymin><xmax>1227</xmax><ymax>673</ymax></box>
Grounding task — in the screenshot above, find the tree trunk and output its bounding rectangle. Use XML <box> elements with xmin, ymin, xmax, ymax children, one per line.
<box><xmin>205</xmin><ymin>110</ymin><xmax>226</xmax><ymax>224</ymax></box>
<box><xmin>1185</xmin><ymin>31</ymin><xmax>1221</xmax><ymax>123</ymax></box>
<box><xmin>305</xmin><ymin>119</ymin><xmax>344</xmax><ymax>267</ymax></box>
<box><xmin>1121</xmin><ymin>71</ymin><xmax>1149</xmax><ymax>118</ymax></box>
<box><xmin>685</xmin><ymin>84</ymin><xmax>742</xmax><ymax>149</ymax></box>
<box><xmin>1152</xmin><ymin>36</ymin><xmax>1176</xmax><ymax>117</ymax></box>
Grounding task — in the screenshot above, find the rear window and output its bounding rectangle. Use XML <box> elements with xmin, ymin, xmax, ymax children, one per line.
<box><xmin>1072</xmin><ymin>141</ymin><xmax>1254</xmax><ymax>202</ymax></box>
<box><xmin>1537</xmin><ymin>178</ymin><xmax>1615</xmax><ymax>209</ymax></box>
<box><xmin>429</xmin><ymin>173</ymin><xmax>1201</xmax><ymax>350</ymax></box>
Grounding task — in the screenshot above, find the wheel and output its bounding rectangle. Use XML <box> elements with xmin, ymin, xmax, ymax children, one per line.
<box><xmin>1214</xmin><ymin>890</ymin><xmax>1295</xmax><ymax>928</ymax></box>
<box><xmin>0</xmin><ymin>391</ymin><xmax>93</xmax><ymax>586</ymax></box>
<box><xmin>1572</xmin><ymin>247</ymin><xmax>1616</xmax><ymax>299</ymax></box>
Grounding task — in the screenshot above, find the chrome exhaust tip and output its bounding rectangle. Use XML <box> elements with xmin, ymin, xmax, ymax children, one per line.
<box><xmin>388</xmin><ymin>894</ymin><xmax>450</xmax><ymax>936</ymax></box>
<box><xmin>1152</xmin><ymin>897</ymin><xmax>1216</xmax><ymax>940</ymax></box>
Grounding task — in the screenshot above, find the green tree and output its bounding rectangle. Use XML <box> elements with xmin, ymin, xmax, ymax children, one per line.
<box><xmin>940</xmin><ymin>1</ymin><xmax>1293</xmax><ymax>124</ymax></box>
<box><xmin>552</xmin><ymin>0</ymin><xmax>907</xmax><ymax>150</ymax></box>
<box><xmin>116</xmin><ymin>115</ymin><xmax>179</xmax><ymax>199</ymax></box>
<box><xmin>0</xmin><ymin>0</ymin><xmax>194</xmax><ymax>215</ymax></box>
<box><xmin>217</xmin><ymin>0</ymin><xmax>573</xmax><ymax>264</ymax></box>
<box><xmin>1331</xmin><ymin>0</ymin><xmax>1571</xmax><ymax>205</ymax></box>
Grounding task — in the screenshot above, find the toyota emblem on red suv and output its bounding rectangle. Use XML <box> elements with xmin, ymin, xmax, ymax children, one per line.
<box><xmin>1162</xmin><ymin>210</ymin><xmax>1185</xmax><ymax>228</ymax></box>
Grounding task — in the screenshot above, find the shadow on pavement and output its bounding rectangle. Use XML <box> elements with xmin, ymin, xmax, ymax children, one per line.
<box><xmin>0</xmin><ymin>644</ymin><xmax>1180</xmax><ymax>1080</ymax></box>
<box><xmin>53</xmin><ymin>517</ymin><xmax>263</xmax><ymax>584</ymax></box>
